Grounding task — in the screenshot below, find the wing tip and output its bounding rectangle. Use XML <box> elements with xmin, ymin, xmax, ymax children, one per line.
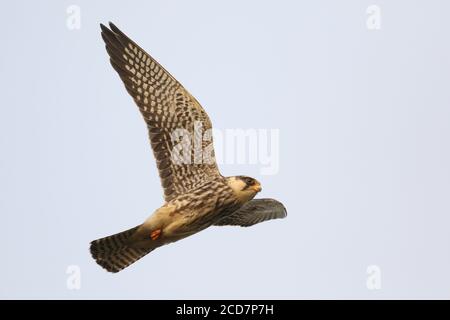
<box><xmin>99</xmin><ymin>21</ymin><xmax>118</xmax><ymax>30</ymax></box>
<box><xmin>99</xmin><ymin>22</ymin><xmax>109</xmax><ymax>33</ymax></box>
<box><xmin>109</xmin><ymin>21</ymin><xmax>119</xmax><ymax>33</ymax></box>
<box><xmin>281</xmin><ymin>203</ymin><xmax>288</xmax><ymax>218</ymax></box>
<box><xmin>266</xmin><ymin>198</ymin><xmax>287</xmax><ymax>218</ymax></box>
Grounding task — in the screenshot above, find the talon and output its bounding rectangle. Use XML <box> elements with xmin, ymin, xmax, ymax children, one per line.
<box><xmin>150</xmin><ymin>229</ymin><xmax>161</xmax><ymax>240</ymax></box>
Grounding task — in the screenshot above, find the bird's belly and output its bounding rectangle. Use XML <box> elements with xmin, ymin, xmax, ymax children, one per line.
<box><xmin>176</xmin><ymin>203</ymin><xmax>241</xmax><ymax>235</ymax></box>
<box><xmin>163</xmin><ymin>202</ymin><xmax>233</xmax><ymax>238</ymax></box>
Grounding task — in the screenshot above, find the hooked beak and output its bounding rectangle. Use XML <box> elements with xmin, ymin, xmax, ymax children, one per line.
<box><xmin>252</xmin><ymin>184</ymin><xmax>262</xmax><ymax>193</ymax></box>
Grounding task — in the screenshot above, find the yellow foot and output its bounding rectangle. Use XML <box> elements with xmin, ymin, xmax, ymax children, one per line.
<box><xmin>150</xmin><ymin>229</ymin><xmax>162</xmax><ymax>240</ymax></box>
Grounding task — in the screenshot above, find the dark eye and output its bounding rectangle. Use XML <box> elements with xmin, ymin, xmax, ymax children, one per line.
<box><xmin>245</xmin><ymin>178</ymin><xmax>254</xmax><ymax>185</ymax></box>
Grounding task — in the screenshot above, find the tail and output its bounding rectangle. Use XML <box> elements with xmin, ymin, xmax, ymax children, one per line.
<box><xmin>90</xmin><ymin>225</ymin><xmax>153</xmax><ymax>273</ymax></box>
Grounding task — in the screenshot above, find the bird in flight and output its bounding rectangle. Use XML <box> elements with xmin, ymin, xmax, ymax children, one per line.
<box><xmin>90</xmin><ymin>22</ymin><xmax>287</xmax><ymax>273</ymax></box>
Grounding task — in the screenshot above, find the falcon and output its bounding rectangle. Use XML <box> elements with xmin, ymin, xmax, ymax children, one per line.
<box><xmin>90</xmin><ymin>22</ymin><xmax>287</xmax><ymax>273</ymax></box>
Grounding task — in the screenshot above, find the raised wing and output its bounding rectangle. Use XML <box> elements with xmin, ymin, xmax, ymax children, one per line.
<box><xmin>100</xmin><ymin>22</ymin><xmax>220</xmax><ymax>202</ymax></box>
<box><xmin>215</xmin><ymin>199</ymin><xmax>287</xmax><ymax>227</ymax></box>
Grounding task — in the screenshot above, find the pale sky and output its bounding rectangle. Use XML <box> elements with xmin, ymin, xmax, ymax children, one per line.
<box><xmin>1</xmin><ymin>0</ymin><xmax>450</xmax><ymax>299</ymax></box>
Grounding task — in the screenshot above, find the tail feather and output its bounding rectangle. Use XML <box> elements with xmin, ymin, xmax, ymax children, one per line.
<box><xmin>90</xmin><ymin>225</ymin><xmax>152</xmax><ymax>273</ymax></box>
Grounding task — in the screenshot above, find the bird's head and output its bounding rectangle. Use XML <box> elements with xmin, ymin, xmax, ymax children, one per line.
<box><xmin>226</xmin><ymin>175</ymin><xmax>262</xmax><ymax>204</ymax></box>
